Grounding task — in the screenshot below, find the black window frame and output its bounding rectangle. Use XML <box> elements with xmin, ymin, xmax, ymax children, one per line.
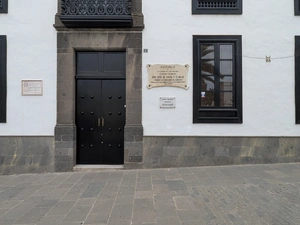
<box><xmin>295</xmin><ymin>0</ymin><xmax>300</xmax><ymax>15</ymax></box>
<box><xmin>0</xmin><ymin>0</ymin><xmax>8</xmax><ymax>13</ymax></box>
<box><xmin>0</xmin><ymin>35</ymin><xmax>6</xmax><ymax>123</ymax></box>
<box><xmin>193</xmin><ymin>35</ymin><xmax>242</xmax><ymax>123</ymax></box>
<box><xmin>295</xmin><ymin>36</ymin><xmax>300</xmax><ymax>123</ymax></box>
<box><xmin>192</xmin><ymin>0</ymin><xmax>242</xmax><ymax>15</ymax></box>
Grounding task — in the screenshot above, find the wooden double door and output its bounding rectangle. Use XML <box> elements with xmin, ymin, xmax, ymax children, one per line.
<box><xmin>76</xmin><ymin>52</ymin><xmax>126</xmax><ymax>164</ymax></box>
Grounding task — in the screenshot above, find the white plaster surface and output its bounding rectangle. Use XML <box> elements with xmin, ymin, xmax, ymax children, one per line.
<box><xmin>142</xmin><ymin>0</ymin><xmax>300</xmax><ymax>136</ymax></box>
<box><xmin>0</xmin><ymin>0</ymin><xmax>57</xmax><ymax>135</ymax></box>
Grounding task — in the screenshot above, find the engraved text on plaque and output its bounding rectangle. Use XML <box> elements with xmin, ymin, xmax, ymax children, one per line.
<box><xmin>147</xmin><ymin>64</ymin><xmax>189</xmax><ymax>89</ymax></box>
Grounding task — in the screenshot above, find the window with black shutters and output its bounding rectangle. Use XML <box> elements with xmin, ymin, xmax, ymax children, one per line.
<box><xmin>192</xmin><ymin>0</ymin><xmax>242</xmax><ymax>14</ymax></box>
<box><xmin>0</xmin><ymin>36</ymin><xmax>6</xmax><ymax>123</ymax></box>
<box><xmin>0</xmin><ymin>0</ymin><xmax>8</xmax><ymax>13</ymax></box>
<box><xmin>295</xmin><ymin>0</ymin><xmax>300</xmax><ymax>15</ymax></box>
<box><xmin>295</xmin><ymin>36</ymin><xmax>300</xmax><ymax>123</ymax></box>
<box><xmin>193</xmin><ymin>35</ymin><xmax>242</xmax><ymax>123</ymax></box>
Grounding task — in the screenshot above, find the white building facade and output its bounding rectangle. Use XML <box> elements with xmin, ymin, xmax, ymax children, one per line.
<box><xmin>0</xmin><ymin>0</ymin><xmax>57</xmax><ymax>174</ymax></box>
<box><xmin>0</xmin><ymin>0</ymin><xmax>300</xmax><ymax>174</ymax></box>
<box><xmin>141</xmin><ymin>0</ymin><xmax>300</xmax><ymax>167</ymax></box>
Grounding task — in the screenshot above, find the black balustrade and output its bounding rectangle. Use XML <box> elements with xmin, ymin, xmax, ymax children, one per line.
<box><xmin>60</xmin><ymin>0</ymin><xmax>132</xmax><ymax>28</ymax></box>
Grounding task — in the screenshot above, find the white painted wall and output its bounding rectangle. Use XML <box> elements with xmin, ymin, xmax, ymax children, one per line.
<box><xmin>142</xmin><ymin>0</ymin><xmax>300</xmax><ymax>136</ymax></box>
<box><xmin>0</xmin><ymin>0</ymin><xmax>57</xmax><ymax>135</ymax></box>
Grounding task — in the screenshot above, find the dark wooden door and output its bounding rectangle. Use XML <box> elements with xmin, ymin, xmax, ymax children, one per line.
<box><xmin>76</xmin><ymin>52</ymin><xmax>126</xmax><ymax>164</ymax></box>
<box><xmin>76</xmin><ymin>80</ymin><xmax>125</xmax><ymax>164</ymax></box>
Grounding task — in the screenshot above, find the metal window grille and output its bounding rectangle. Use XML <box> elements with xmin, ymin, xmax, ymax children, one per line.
<box><xmin>197</xmin><ymin>1</ymin><xmax>238</xmax><ymax>9</ymax></box>
<box><xmin>192</xmin><ymin>0</ymin><xmax>242</xmax><ymax>14</ymax></box>
<box><xmin>61</xmin><ymin>0</ymin><xmax>131</xmax><ymax>16</ymax></box>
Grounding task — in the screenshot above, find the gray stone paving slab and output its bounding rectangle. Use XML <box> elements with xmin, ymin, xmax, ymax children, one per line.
<box><xmin>151</xmin><ymin>169</ymin><xmax>166</xmax><ymax>180</ymax></box>
<box><xmin>23</xmin><ymin>195</ymin><xmax>44</xmax><ymax>204</ymax></box>
<box><xmin>136</xmin><ymin>181</ymin><xmax>152</xmax><ymax>191</ymax></box>
<box><xmin>0</xmin><ymin>208</ymin><xmax>9</xmax><ymax>217</ymax></box>
<box><xmin>181</xmin><ymin>173</ymin><xmax>198</xmax><ymax>182</ymax></box>
<box><xmin>132</xmin><ymin>198</ymin><xmax>155</xmax><ymax>223</ymax></box>
<box><xmin>132</xmin><ymin>223</ymin><xmax>155</xmax><ymax>225</ymax></box>
<box><xmin>107</xmin><ymin>219</ymin><xmax>131</xmax><ymax>225</ymax></box>
<box><xmin>173</xmin><ymin>196</ymin><xmax>196</xmax><ymax>210</ymax></box>
<box><xmin>60</xmin><ymin>192</ymin><xmax>81</xmax><ymax>201</ymax></box>
<box><xmin>62</xmin><ymin>205</ymin><xmax>91</xmax><ymax>222</ymax></box>
<box><xmin>44</xmin><ymin>187</ymin><xmax>70</xmax><ymax>200</ymax></box>
<box><xmin>0</xmin><ymin>163</ymin><xmax>299</xmax><ymax>224</ymax></box>
<box><xmin>152</xmin><ymin>184</ymin><xmax>168</xmax><ymax>194</ymax></box>
<box><xmin>135</xmin><ymin>191</ymin><xmax>153</xmax><ymax>199</ymax></box>
<box><xmin>120</xmin><ymin>180</ymin><xmax>135</xmax><ymax>188</ymax></box>
<box><xmin>36</xmin><ymin>215</ymin><xmax>65</xmax><ymax>225</ymax></box>
<box><xmin>1</xmin><ymin>202</ymin><xmax>35</xmax><ymax>219</ymax></box>
<box><xmin>154</xmin><ymin>194</ymin><xmax>177</xmax><ymax>219</ymax></box>
<box><xmin>97</xmin><ymin>190</ymin><xmax>117</xmax><ymax>201</ymax></box>
<box><xmin>115</xmin><ymin>195</ymin><xmax>134</xmax><ymax>204</ymax></box>
<box><xmin>109</xmin><ymin>204</ymin><xmax>133</xmax><ymax>221</ymax></box>
<box><xmin>86</xmin><ymin>200</ymin><xmax>113</xmax><ymax>224</ymax></box>
<box><xmin>156</xmin><ymin>217</ymin><xmax>181</xmax><ymax>225</ymax></box>
<box><xmin>103</xmin><ymin>182</ymin><xmax>120</xmax><ymax>193</ymax></box>
<box><xmin>109</xmin><ymin>171</ymin><xmax>123</xmax><ymax>178</ymax></box>
<box><xmin>80</xmin><ymin>182</ymin><xmax>105</xmax><ymax>198</ymax></box>
<box><xmin>45</xmin><ymin>173</ymin><xmax>71</xmax><ymax>186</ymax></box>
<box><xmin>12</xmin><ymin>185</ymin><xmax>43</xmax><ymax>200</ymax></box>
<box><xmin>15</xmin><ymin>207</ymin><xmax>51</xmax><ymax>224</ymax></box>
<box><xmin>118</xmin><ymin>186</ymin><xmax>135</xmax><ymax>196</ymax></box>
<box><xmin>89</xmin><ymin>198</ymin><xmax>114</xmax><ymax>217</ymax></box>
<box><xmin>0</xmin><ymin>218</ymin><xmax>18</xmax><ymax>225</ymax></box>
<box><xmin>0</xmin><ymin>186</ymin><xmax>26</xmax><ymax>200</ymax></box>
<box><xmin>47</xmin><ymin>200</ymin><xmax>75</xmax><ymax>216</ymax></box>
<box><xmin>33</xmin><ymin>174</ymin><xmax>57</xmax><ymax>185</ymax></box>
<box><xmin>0</xmin><ymin>200</ymin><xmax>22</xmax><ymax>209</ymax></box>
<box><xmin>167</xmin><ymin>180</ymin><xmax>187</xmax><ymax>190</ymax></box>
<box><xmin>75</xmin><ymin>198</ymin><xmax>96</xmax><ymax>206</ymax></box>
<box><xmin>85</xmin><ymin>213</ymin><xmax>108</xmax><ymax>224</ymax></box>
<box><xmin>165</xmin><ymin>168</ymin><xmax>181</xmax><ymax>180</ymax></box>
<box><xmin>177</xmin><ymin>209</ymin><xmax>203</xmax><ymax>221</ymax></box>
<box><xmin>35</xmin><ymin>199</ymin><xmax>58</xmax><ymax>208</ymax></box>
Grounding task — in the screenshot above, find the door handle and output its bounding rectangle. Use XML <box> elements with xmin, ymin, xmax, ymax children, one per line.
<box><xmin>98</xmin><ymin>117</ymin><xmax>105</xmax><ymax>126</ymax></box>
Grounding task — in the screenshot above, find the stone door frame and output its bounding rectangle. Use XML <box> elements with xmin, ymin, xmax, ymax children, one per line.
<box><xmin>54</xmin><ymin>32</ymin><xmax>143</xmax><ymax>172</ymax></box>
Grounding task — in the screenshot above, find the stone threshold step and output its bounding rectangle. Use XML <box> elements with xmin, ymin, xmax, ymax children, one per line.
<box><xmin>74</xmin><ymin>164</ymin><xmax>124</xmax><ymax>172</ymax></box>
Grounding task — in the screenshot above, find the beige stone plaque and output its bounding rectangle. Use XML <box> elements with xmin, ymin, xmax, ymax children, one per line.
<box><xmin>22</xmin><ymin>80</ymin><xmax>43</xmax><ymax>96</ymax></box>
<box><xmin>147</xmin><ymin>64</ymin><xmax>189</xmax><ymax>89</ymax></box>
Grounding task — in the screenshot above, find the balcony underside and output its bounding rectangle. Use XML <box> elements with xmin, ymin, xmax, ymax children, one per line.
<box><xmin>59</xmin><ymin>15</ymin><xmax>133</xmax><ymax>28</ymax></box>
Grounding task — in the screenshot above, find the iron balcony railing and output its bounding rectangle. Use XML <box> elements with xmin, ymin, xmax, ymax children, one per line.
<box><xmin>60</xmin><ymin>0</ymin><xmax>133</xmax><ymax>28</ymax></box>
<box><xmin>61</xmin><ymin>0</ymin><xmax>131</xmax><ymax>16</ymax></box>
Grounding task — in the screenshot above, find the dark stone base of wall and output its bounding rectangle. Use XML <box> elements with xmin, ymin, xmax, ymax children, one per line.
<box><xmin>143</xmin><ymin>137</ymin><xmax>300</xmax><ymax>168</ymax></box>
<box><xmin>54</xmin><ymin>125</ymin><xmax>76</xmax><ymax>172</ymax></box>
<box><xmin>124</xmin><ymin>125</ymin><xmax>143</xmax><ymax>169</ymax></box>
<box><xmin>3</xmin><ymin>135</ymin><xmax>299</xmax><ymax>174</ymax></box>
<box><xmin>0</xmin><ymin>136</ymin><xmax>54</xmax><ymax>175</ymax></box>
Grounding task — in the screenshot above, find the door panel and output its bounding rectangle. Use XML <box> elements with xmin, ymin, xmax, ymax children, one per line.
<box><xmin>76</xmin><ymin>79</ymin><xmax>125</xmax><ymax>164</ymax></box>
<box><xmin>101</xmin><ymin>80</ymin><xmax>126</xmax><ymax>164</ymax></box>
<box><xmin>77</xmin><ymin>52</ymin><xmax>125</xmax><ymax>78</ymax></box>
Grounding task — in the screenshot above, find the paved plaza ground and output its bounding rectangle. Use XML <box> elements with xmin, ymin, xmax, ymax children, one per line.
<box><xmin>0</xmin><ymin>163</ymin><xmax>299</xmax><ymax>225</ymax></box>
